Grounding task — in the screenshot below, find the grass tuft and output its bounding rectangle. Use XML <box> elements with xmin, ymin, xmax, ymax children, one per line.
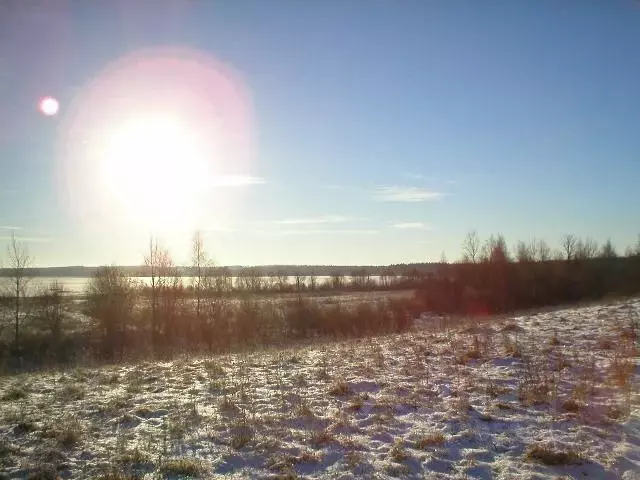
<box><xmin>2</xmin><ymin>385</ymin><xmax>28</xmax><ymax>401</ymax></box>
<box><xmin>389</xmin><ymin>438</ymin><xmax>409</xmax><ymax>462</ymax></box>
<box><xmin>562</xmin><ymin>398</ymin><xmax>583</xmax><ymax>413</ymax></box>
<box><xmin>160</xmin><ymin>457</ymin><xmax>206</xmax><ymax>476</ymax></box>
<box><xmin>525</xmin><ymin>444</ymin><xmax>582</xmax><ymax>465</ymax></box>
<box><xmin>309</xmin><ymin>429</ymin><xmax>334</xmax><ymax>448</ymax></box>
<box><xmin>415</xmin><ymin>430</ymin><xmax>445</xmax><ymax>449</ymax></box>
<box><xmin>60</xmin><ymin>383</ymin><xmax>85</xmax><ymax>401</ymax></box>
<box><xmin>329</xmin><ymin>379</ymin><xmax>351</xmax><ymax>396</ymax></box>
<box><xmin>53</xmin><ymin>417</ymin><xmax>83</xmax><ymax>448</ymax></box>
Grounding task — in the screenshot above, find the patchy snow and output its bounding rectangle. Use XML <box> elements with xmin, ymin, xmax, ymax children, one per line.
<box><xmin>1</xmin><ymin>299</ymin><xmax>638</xmax><ymax>479</ymax></box>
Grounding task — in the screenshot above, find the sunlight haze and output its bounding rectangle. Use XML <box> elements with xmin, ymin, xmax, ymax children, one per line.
<box><xmin>1</xmin><ymin>1</ymin><xmax>640</xmax><ymax>266</ymax></box>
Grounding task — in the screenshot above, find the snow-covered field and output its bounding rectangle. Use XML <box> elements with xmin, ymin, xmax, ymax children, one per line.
<box><xmin>1</xmin><ymin>299</ymin><xmax>638</xmax><ymax>479</ymax></box>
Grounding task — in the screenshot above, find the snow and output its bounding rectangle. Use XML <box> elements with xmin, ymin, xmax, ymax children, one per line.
<box><xmin>1</xmin><ymin>299</ymin><xmax>638</xmax><ymax>479</ymax></box>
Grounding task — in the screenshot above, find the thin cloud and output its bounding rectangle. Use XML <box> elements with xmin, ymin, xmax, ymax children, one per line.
<box><xmin>260</xmin><ymin>229</ymin><xmax>379</xmax><ymax>236</ymax></box>
<box><xmin>209</xmin><ymin>175</ymin><xmax>266</xmax><ymax>187</ymax></box>
<box><xmin>0</xmin><ymin>236</ymin><xmax>51</xmax><ymax>243</ymax></box>
<box><xmin>203</xmin><ymin>225</ymin><xmax>236</xmax><ymax>233</ymax></box>
<box><xmin>375</xmin><ymin>186</ymin><xmax>444</xmax><ymax>202</ymax></box>
<box><xmin>0</xmin><ymin>225</ymin><xmax>22</xmax><ymax>230</ymax></box>
<box><xmin>404</xmin><ymin>173</ymin><xmax>425</xmax><ymax>180</ymax></box>
<box><xmin>391</xmin><ymin>222</ymin><xmax>430</xmax><ymax>230</ymax></box>
<box><xmin>273</xmin><ymin>215</ymin><xmax>348</xmax><ymax>225</ymax></box>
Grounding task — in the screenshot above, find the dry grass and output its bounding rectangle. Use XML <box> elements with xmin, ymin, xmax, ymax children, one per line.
<box><xmin>562</xmin><ymin>398</ymin><xmax>583</xmax><ymax>413</ymax></box>
<box><xmin>0</xmin><ymin>299</ymin><xmax>637</xmax><ymax>479</ymax></box>
<box><xmin>608</xmin><ymin>354</ymin><xmax>635</xmax><ymax>387</ymax></box>
<box><xmin>230</xmin><ymin>425</ymin><xmax>254</xmax><ymax>450</ymax></box>
<box><xmin>39</xmin><ymin>417</ymin><xmax>83</xmax><ymax>449</ymax></box>
<box><xmin>60</xmin><ymin>383</ymin><xmax>86</xmax><ymax>401</ymax></box>
<box><xmin>329</xmin><ymin>379</ymin><xmax>351</xmax><ymax>396</ymax></box>
<box><xmin>415</xmin><ymin>430</ymin><xmax>445</xmax><ymax>449</ymax></box>
<box><xmin>309</xmin><ymin>429</ymin><xmax>334</xmax><ymax>447</ymax></box>
<box><xmin>117</xmin><ymin>448</ymin><xmax>151</xmax><ymax>464</ymax></box>
<box><xmin>1</xmin><ymin>385</ymin><xmax>28</xmax><ymax>401</ymax></box>
<box><xmin>25</xmin><ymin>464</ymin><xmax>58</xmax><ymax>480</ymax></box>
<box><xmin>160</xmin><ymin>457</ymin><xmax>206</xmax><ymax>476</ymax></box>
<box><xmin>0</xmin><ymin>440</ymin><xmax>19</xmax><ymax>456</ymax></box>
<box><xmin>347</xmin><ymin>393</ymin><xmax>367</xmax><ymax>412</ymax></box>
<box><xmin>98</xmin><ymin>470</ymin><xmax>142</xmax><ymax>480</ymax></box>
<box><xmin>389</xmin><ymin>438</ymin><xmax>409</xmax><ymax>462</ymax></box>
<box><xmin>525</xmin><ymin>444</ymin><xmax>582</xmax><ymax>465</ymax></box>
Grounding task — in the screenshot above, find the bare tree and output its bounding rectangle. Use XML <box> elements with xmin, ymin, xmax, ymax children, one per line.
<box><xmin>561</xmin><ymin>234</ymin><xmax>577</xmax><ymax>261</ymax></box>
<box><xmin>626</xmin><ymin>234</ymin><xmax>640</xmax><ymax>257</ymax></box>
<box><xmin>275</xmin><ymin>269</ymin><xmax>288</xmax><ymax>292</ymax></box>
<box><xmin>575</xmin><ymin>237</ymin><xmax>598</xmax><ymax>260</ymax></box>
<box><xmin>248</xmin><ymin>267</ymin><xmax>264</xmax><ymax>292</ymax></box>
<box><xmin>330</xmin><ymin>271</ymin><xmax>345</xmax><ymax>289</ymax></box>
<box><xmin>191</xmin><ymin>231</ymin><xmax>207</xmax><ymax>321</ymax></box>
<box><xmin>483</xmin><ymin>234</ymin><xmax>510</xmax><ymax>263</ymax></box>
<box><xmin>5</xmin><ymin>233</ymin><xmax>32</xmax><ymax>346</ymax></box>
<box><xmin>599</xmin><ymin>238</ymin><xmax>617</xmax><ymax>259</ymax></box>
<box><xmin>308</xmin><ymin>271</ymin><xmax>317</xmax><ymax>291</ymax></box>
<box><xmin>37</xmin><ymin>280</ymin><xmax>67</xmax><ymax>350</ymax></box>
<box><xmin>515</xmin><ymin>240</ymin><xmax>534</xmax><ymax>263</ymax></box>
<box><xmin>380</xmin><ymin>267</ymin><xmax>394</xmax><ymax>288</ymax></box>
<box><xmin>144</xmin><ymin>237</ymin><xmax>179</xmax><ymax>349</ymax></box>
<box><xmin>218</xmin><ymin>266</ymin><xmax>233</xmax><ymax>292</ymax></box>
<box><xmin>236</xmin><ymin>268</ymin><xmax>251</xmax><ymax>291</ymax></box>
<box><xmin>462</xmin><ymin>230</ymin><xmax>481</xmax><ymax>263</ymax></box>
<box><xmin>86</xmin><ymin>266</ymin><xmax>135</xmax><ymax>359</ymax></box>
<box><xmin>536</xmin><ymin>239</ymin><xmax>551</xmax><ymax>262</ymax></box>
<box><xmin>350</xmin><ymin>268</ymin><xmax>370</xmax><ymax>289</ymax></box>
<box><xmin>294</xmin><ymin>271</ymin><xmax>306</xmax><ymax>292</ymax></box>
<box><xmin>145</xmin><ymin>237</ymin><xmax>161</xmax><ymax>344</ymax></box>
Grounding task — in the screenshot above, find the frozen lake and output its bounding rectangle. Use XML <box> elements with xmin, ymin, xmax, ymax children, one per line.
<box><xmin>19</xmin><ymin>275</ymin><xmax>397</xmax><ymax>294</ymax></box>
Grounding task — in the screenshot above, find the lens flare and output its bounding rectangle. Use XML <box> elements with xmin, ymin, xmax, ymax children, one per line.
<box><xmin>57</xmin><ymin>47</ymin><xmax>255</xmax><ymax>237</ymax></box>
<box><xmin>39</xmin><ymin>96</ymin><xmax>59</xmax><ymax>116</ymax></box>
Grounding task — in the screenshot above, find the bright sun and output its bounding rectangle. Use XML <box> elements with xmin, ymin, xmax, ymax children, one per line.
<box><xmin>58</xmin><ymin>48</ymin><xmax>255</xmax><ymax>236</ymax></box>
<box><xmin>97</xmin><ymin>115</ymin><xmax>213</xmax><ymax>231</ymax></box>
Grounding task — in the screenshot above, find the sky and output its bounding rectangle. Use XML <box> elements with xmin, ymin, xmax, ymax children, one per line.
<box><xmin>1</xmin><ymin>0</ymin><xmax>640</xmax><ymax>267</ymax></box>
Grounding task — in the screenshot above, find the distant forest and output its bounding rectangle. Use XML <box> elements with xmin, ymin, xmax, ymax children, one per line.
<box><xmin>0</xmin><ymin>263</ymin><xmax>440</xmax><ymax>278</ymax></box>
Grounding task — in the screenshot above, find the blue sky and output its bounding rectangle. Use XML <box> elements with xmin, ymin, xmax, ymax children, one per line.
<box><xmin>1</xmin><ymin>1</ymin><xmax>639</xmax><ymax>267</ymax></box>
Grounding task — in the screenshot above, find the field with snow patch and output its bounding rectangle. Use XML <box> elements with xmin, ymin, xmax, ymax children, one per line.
<box><xmin>1</xmin><ymin>299</ymin><xmax>638</xmax><ymax>479</ymax></box>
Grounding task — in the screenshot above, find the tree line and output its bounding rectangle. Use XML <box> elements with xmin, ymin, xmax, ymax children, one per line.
<box><xmin>1</xmin><ymin>230</ymin><xmax>639</xmax><ymax>371</ymax></box>
<box><xmin>0</xmin><ymin>232</ymin><xmax>415</xmax><ymax>370</ymax></box>
<box><xmin>420</xmin><ymin>231</ymin><xmax>640</xmax><ymax>315</ymax></box>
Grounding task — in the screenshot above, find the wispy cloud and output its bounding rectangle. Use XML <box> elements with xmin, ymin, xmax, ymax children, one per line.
<box><xmin>209</xmin><ymin>175</ymin><xmax>266</xmax><ymax>187</ymax></box>
<box><xmin>0</xmin><ymin>236</ymin><xmax>51</xmax><ymax>243</ymax></box>
<box><xmin>273</xmin><ymin>215</ymin><xmax>348</xmax><ymax>225</ymax></box>
<box><xmin>391</xmin><ymin>222</ymin><xmax>430</xmax><ymax>230</ymax></box>
<box><xmin>260</xmin><ymin>229</ymin><xmax>379</xmax><ymax>236</ymax></box>
<box><xmin>203</xmin><ymin>225</ymin><xmax>236</xmax><ymax>233</ymax></box>
<box><xmin>0</xmin><ymin>226</ymin><xmax>22</xmax><ymax>231</ymax></box>
<box><xmin>375</xmin><ymin>186</ymin><xmax>444</xmax><ymax>202</ymax></box>
<box><xmin>403</xmin><ymin>173</ymin><xmax>435</xmax><ymax>181</ymax></box>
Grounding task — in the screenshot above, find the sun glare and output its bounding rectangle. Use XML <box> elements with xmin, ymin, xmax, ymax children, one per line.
<box><xmin>58</xmin><ymin>47</ymin><xmax>255</xmax><ymax>236</ymax></box>
<box><xmin>97</xmin><ymin>116</ymin><xmax>212</xmax><ymax>231</ymax></box>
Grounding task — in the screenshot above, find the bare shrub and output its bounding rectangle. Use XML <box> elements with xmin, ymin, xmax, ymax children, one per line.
<box><xmin>85</xmin><ymin>266</ymin><xmax>136</xmax><ymax>360</ymax></box>
<box><xmin>525</xmin><ymin>444</ymin><xmax>582</xmax><ymax>465</ymax></box>
<box><xmin>329</xmin><ymin>379</ymin><xmax>351</xmax><ymax>396</ymax></box>
<box><xmin>160</xmin><ymin>457</ymin><xmax>206</xmax><ymax>476</ymax></box>
<box><xmin>415</xmin><ymin>430</ymin><xmax>445</xmax><ymax>449</ymax></box>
